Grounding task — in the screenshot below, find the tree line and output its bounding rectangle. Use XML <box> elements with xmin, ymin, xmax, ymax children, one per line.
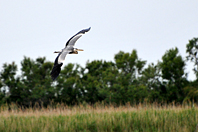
<box><xmin>0</xmin><ymin>37</ymin><xmax>198</xmax><ymax>107</ymax></box>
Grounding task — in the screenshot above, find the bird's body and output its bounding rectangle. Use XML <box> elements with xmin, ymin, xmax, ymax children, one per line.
<box><xmin>50</xmin><ymin>27</ymin><xmax>91</xmax><ymax>80</ymax></box>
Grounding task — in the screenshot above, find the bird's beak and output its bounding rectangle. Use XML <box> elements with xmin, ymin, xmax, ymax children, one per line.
<box><xmin>76</xmin><ymin>49</ymin><xmax>84</xmax><ymax>51</ymax></box>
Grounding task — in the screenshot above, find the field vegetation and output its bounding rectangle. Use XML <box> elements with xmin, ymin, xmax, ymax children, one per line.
<box><xmin>0</xmin><ymin>102</ymin><xmax>198</xmax><ymax>132</ymax></box>
<box><xmin>0</xmin><ymin>37</ymin><xmax>198</xmax><ymax>131</ymax></box>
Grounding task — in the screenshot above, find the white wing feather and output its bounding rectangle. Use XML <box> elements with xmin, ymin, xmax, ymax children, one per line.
<box><xmin>66</xmin><ymin>34</ymin><xmax>83</xmax><ymax>47</ymax></box>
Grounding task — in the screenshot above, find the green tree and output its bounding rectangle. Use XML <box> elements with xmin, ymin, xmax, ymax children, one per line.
<box><xmin>183</xmin><ymin>81</ymin><xmax>198</xmax><ymax>102</ymax></box>
<box><xmin>140</xmin><ymin>63</ymin><xmax>164</xmax><ymax>102</ymax></box>
<box><xmin>82</xmin><ymin>60</ymin><xmax>116</xmax><ymax>104</ymax></box>
<box><xmin>184</xmin><ymin>38</ymin><xmax>198</xmax><ymax>103</ymax></box>
<box><xmin>186</xmin><ymin>37</ymin><xmax>198</xmax><ymax>80</ymax></box>
<box><xmin>114</xmin><ymin>50</ymin><xmax>146</xmax><ymax>86</ymax></box>
<box><xmin>112</xmin><ymin>50</ymin><xmax>147</xmax><ymax>104</ymax></box>
<box><xmin>19</xmin><ymin>56</ymin><xmax>54</xmax><ymax>107</ymax></box>
<box><xmin>0</xmin><ymin>62</ymin><xmax>22</xmax><ymax>105</ymax></box>
<box><xmin>160</xmin><ymin>47</ymin><xmax>187</xmax><ymax>102</ymax></box>
<box><xmin>99</xmin><ymin>64</ymin><xmax>119</xmax><ymax>103</ymax></box>
<box><xmin>0</xmin><ymin>80</ymin><xmax>4</xmax><ymax>105</ymax></box>
<box><xmin>55</xmin><ymin>63</ymin><xmax>83</xmax><ymax>105</ymax></box>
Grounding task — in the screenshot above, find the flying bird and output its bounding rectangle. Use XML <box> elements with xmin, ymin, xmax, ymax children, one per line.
<box><xmin>50</xmin><ymin>27</ymin><xmax>91</xmax><ymax>80</ymax></box>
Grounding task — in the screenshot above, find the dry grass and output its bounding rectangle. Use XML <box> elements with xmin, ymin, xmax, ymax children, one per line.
<box><xmin>0</xmin><ymin>102</ymin><xmax>191</xmax><ymax>117</ymax></box>
<box><xmin>0</xmin><ymin>102</ymin><xmax>197</xmax><ymax>132</ymax></box>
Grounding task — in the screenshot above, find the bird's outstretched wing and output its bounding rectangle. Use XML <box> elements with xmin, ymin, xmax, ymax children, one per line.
<box><xmin>50</xmin><ymin>53</ymin><xmax>63</xmax><ymax>80</ymax></box>
<box><xmin>65</xmin><ymin>27</ymin><xmax>91</xmax><ymax>47</ymax></box>
<box><xmin>58</xmin><ymin>27</ymin><xmax>91</xmax><ymax>65</ymax></box>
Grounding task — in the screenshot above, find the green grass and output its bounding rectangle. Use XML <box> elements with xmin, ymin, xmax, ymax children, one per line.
<box><xmin>0</xmin><ymin>103</ymin><xmax>197</xmax><ymax>132</ymax></box>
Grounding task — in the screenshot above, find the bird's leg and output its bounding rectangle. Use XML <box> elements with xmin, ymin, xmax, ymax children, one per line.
<box><xmin>54</xmin><ymin>51</ymin><xmax>61</xmax><ymax>53</ymax></box>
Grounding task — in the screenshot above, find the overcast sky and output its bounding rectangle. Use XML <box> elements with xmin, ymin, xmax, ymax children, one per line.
<box><xmin>0</xmin><ymin>1</ymin><xmax>198</xmax><ymax>80</ymax></box>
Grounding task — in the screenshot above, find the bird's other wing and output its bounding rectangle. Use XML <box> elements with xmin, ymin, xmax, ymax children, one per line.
<box><xmin>50</xmin><ymin>53</ymin><xmax>64</xmax><ymax>80</ymax></box>
<box><xmin>65</xmin><ymin>27</ymin><xmax>91</xmax><ymax>47</ymax></box>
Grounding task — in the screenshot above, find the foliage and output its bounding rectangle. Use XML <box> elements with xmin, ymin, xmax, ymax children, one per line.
<box><xmin>139</xmin><ymin>63</ymin><xmax>163</xmax><ymax>102</ymax></box>
<box><xmin>55</xmin><ymin>63</ymin><xmax>83</xmax><ymax>105</ymax></box>
<box><xmin>184</xmin><ymin>37</ymin><xmax>198</xmax><ymax>103</ymax></box>
<box><xmin>0</xmin><ymin>38</ymin><xmax>198</xmax><ymax>106</ymax></box>
<box><xmin>160</xmin><ymin>47</ymin><xmax>187</xmax><ymax>102</ymax></box>
<box><xmin>183</xmin><ymin>81</ymin><xmax>198</xmax><ymax>102</ymax></box>
<box><xmin>0</xmin><ymin>57</ymin><xmax>55</xmax><ymax>107</ymax></box>
<box><xmin>186</xmin><ymin>37</ymin><xmax>198</xmax><ymax>79</ymax></box>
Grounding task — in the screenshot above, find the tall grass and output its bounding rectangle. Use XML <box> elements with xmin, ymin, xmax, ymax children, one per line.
<box><xmin>0</xmin><ymin>102</ymin><xmax>197</xmax><ymax>132</ymax></box>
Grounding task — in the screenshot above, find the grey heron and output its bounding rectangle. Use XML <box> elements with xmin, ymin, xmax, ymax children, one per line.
<box><xmin>50</xmin><ymin>27</ymin><xmax>91</xmax><ymax>80</ymax></box>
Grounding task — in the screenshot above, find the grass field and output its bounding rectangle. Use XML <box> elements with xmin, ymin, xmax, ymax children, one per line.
<box><xmin>0</xmin><ymin>102</ymin><xmax>198</xmax><ymax>132</ymax></box>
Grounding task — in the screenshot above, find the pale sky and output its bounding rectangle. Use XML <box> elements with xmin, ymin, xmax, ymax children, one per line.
<box><xmin>0</xmin><ymin>1</ymin><xmax>198</xmax><ymax>80</ymax></box>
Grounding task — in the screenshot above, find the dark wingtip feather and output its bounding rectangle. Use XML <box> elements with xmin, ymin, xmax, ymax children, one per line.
<box><xmin>50</xmin><ymin>63</ymin><xmax>63</xmax><ymax>81</ymax></box>
<box><xmin>87</xmin><ymin>27</ymin><xmax>91</xmax><ymax>31</ymax></box>
<box><xmin>77</xmin><ymin>27</ymin><xmax>91</xmax><ymax>34</ymax></box>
